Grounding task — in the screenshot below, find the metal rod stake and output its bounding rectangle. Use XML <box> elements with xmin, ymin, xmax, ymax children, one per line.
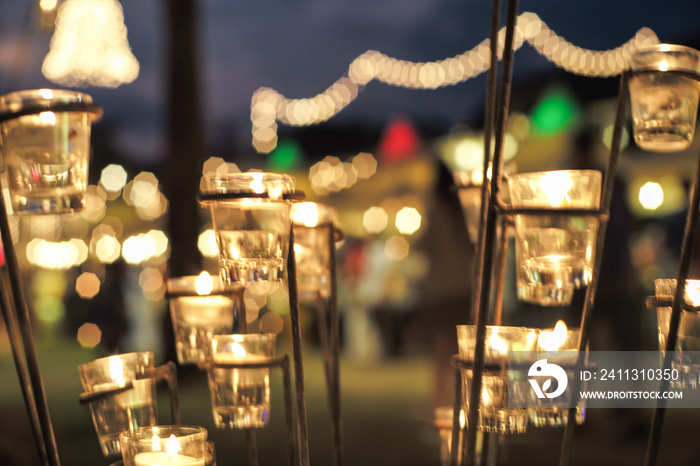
<box><xmin>466</xmin><ymin>1</ymin><xmax>518</xmax><ymax>464</ymax></box>
<box><xmin>0</xmin><ymin>189</ymin><xmax>60</xmax><ymax>466</ymax></box>
<box><xmin>287</xmin><ymin>227</ymin><xmax>310</xmax><ymax>466</ymax></box>
<box><xmin>0</xmin><ymin>268</ymin><xmax>48</xmax><ymax>464</ymax></box>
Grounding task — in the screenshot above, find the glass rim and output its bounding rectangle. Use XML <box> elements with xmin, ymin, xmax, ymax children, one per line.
<box><xmin>119</xmin><ymin>425</ymin><xmax>207</xmax><ymax>442</ymax></box>
<box><xmin>630</xmin><ymin>44</ymin><xmax>700</xmax><ymax>72</ymax></box>
<box><xmin>211</xmin><ymin>333</ymin><xmax>277</xmax><ymax>343</ymax></box>
<box><xmin>78</xmin><ymin>351</ymin><xmax>154</xmax><ymax>373</ymax></box>
<box><xmin>0</xmin><ymin>88</ymin><xmax>101</xmax><ymax>122</ymax></box>
<box><xmin>507</xmin><ymin>169</ymin><xmax>602</xmax><ymax>182</ymax></box>
<box><xmin>457</xmin><ymin>325</ymin><xmax>540</xmax><ymax>335</ymax></box>
<box><xmin>200</xmin><ymin>171</ymin><xmax>295</xmax><ymax>196</ymax></box>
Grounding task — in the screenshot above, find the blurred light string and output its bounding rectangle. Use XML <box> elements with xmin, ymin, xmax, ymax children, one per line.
<box><xmin>250</xmin><ymin>12</ymin><xmax>659</xmax><ymax>153</ymax></box>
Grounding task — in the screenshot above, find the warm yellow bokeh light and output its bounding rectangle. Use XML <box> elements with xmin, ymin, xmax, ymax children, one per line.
<box><xmin>42</xmin><ymin>0</ymin><xmax>139</xmax><ymax>87</ymax></box>
<box><xmin>639</xmin><ymin>182</ymin><xmax>664</xmax><ymax>211</ymax></box>
<box><xmin>395</xmin><ymin>207</ymin><xmax>422</xmax><ymax>235</ymax></box>
<box><xmin>77</xmin><ymin>323</ymin><xmax>102</xmax><ymax>348</ymax></box>
<box><xmin>385</xmin><ymin>236</ymin><xmax>410</xmax><ymax>261</ymax></box>
<box><xmin>95</xmin><ymin>235</ymin><xmax>121</xmax><ymax>263</ymax></box>
<box><xmin>100</xmin><ymin>164</ymin><xmax>128</xmax><ymax>192</ymax></box>
<box><xmin>363</xmin><ymin>206</ymin><xmax>389</xmax><ymax>234</ymax></box>
<box><xmin>121</xmin><ymin>235</ymin><xmax>149</xmax><ymax>264</ymax></box>
<box><xmin>198</xmin><ymin>229</ymin><xmax>218</xmax><ymax>258</ymax></box>
<box><xmin>76</xmin><ymin>272</ymin><xmax>101</xmax><ymax>299</ymax></box>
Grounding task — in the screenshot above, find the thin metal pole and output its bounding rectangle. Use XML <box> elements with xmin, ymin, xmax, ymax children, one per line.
<box><xmin>471</xmin><ymin>0</ymin><xmax>502</xmax><ymax>325</ymax></box>
<box><xmin>246</xmin><ymin>429</ymin><xmax>258</xmax><ymax>466</ymax></box>
<box><xmin>465</xmin><ymin>1</ymin><xmax>518</xmax><ymax>465</ymax></box>
<box><xmin>0</xmin><ymin>268</ymin><xmax>48</xmax><ymax>464</ymax></box>
<box><xmin>451</xmin><ymin>367</ymin><xmax>462</xmax><ymax>466</ymax></box>
<box><xmin>558</xmin><ymin>72</ymin><xmax>629</xmax><ymax>466</ymax></box>
<box><xmin>0</xmin><ymin>193</ymin><xmax>60</xmax><ymax>466</ymax></box>
<box><xmin>282</xmin><ymin>356</ymin><xmax>298</xmax><ymax>466</ymax></box>
<box><xmin>328</xmin><ymin>223</ymin><xmax>343</xmax><ymax>466</ymax></box>
<box><xmin>644</xmin><ymin>113</ymin><xmax>700</xmax><ymax>466</ymax></box>
<box><xmin>287</xmin><ymin>227</ymin><xmax>310</xmax><ymax>466</ymax></box>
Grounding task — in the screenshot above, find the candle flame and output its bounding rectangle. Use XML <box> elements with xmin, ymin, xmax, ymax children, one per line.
<box><xmin>539</xmin><ymin>320</ymin><xmax>569</xmax><ymax>351</ymax></box>
<box><xmin>488</xmin><ymin>330</ymin><xmax>508</xmax><ymax>353</ymax></box>
<box><xmin>195</xmin><ymin>271</ymin><xmax>214</xmax><ymax>295</ymax></box>
<box><xmin>230</xmin><ymin>342</ymin><xmax>247</xmax><ymax>358</ymax></box>
<box><xmin>686</xmin><ymin>282</ymin><xmax>700</xmax><ymax>306</ymax></box>
<box><xmin>165</xmin><ymin>434</ymin><xmax>181</xmax><ymax>456</ymax></box>
<box><xmin>108</xmin><ymin>355</ymin><xmax>125</xmax><ymax>386</ymax></box>
<box><xmin>540</xmin><ymin>172</ymin><xmax>573</xmax><ymax>206</ymax></box>
<box><xmin>151</xmin><ymin>434</ymin><xmax>161</xmax><ymax>451</ymax></box>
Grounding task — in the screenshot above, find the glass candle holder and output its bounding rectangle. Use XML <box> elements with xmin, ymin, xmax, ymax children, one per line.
<box><xmin>206</xmin><ymin>334</ymin><xmax>276</xmax><ymax>429</ymax></box>
<box><xmin>456</xmin><ymin>325</ymin><xmax>539</xmax><ymax>435</ymax></box>
<box><xmin>166</xmin><ymin>272</ymin><xmax>239</xmax><ymax>365</ymax></box>
<box><xmin>529</xmin><ymin>321</ymin><xmax>586</xmax><ymax>427</ymax></box>
<box><xmin>200</xmin><ymin>172</ymin><xmax>295</xmax><ymax>284</ymax></box>
<box><xmin>79</xmin><ymin>352</ymin><xmax>157</xmax><ymax>456</ymax></box>
<box><xmin>292</xmin><ymin>202</ymin><xmax>337</xmax><ymax>302</ymax></box>
<box><xmin>629</xmin><ymin>44</ymin><xmax>700</xmax><ymax>153</ymax></box>
<box><xmin>453</xmin><ymin>162</ymin><xmax>514</xmax><ymax>244</ymax></box>
<box><xmin>119</xmin><ymin>425</ymin><xmax>209</xmax><ymax>466</ymax></box>
<box><xmin>0</xmin><ymin>89</ymin><xmax>100</xmax><ymax>214</ymax></box>
<box><xmin>654</xmin><ymin>278</ymin><xmax>700</xmax><ymax>388</ymax></box>
<box><xmin>508</xmin><ymin>170</ymin><xmax>602</xmax><ymax>306</ymax></box>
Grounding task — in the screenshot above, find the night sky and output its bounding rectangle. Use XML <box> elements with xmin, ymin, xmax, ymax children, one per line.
<box><xmin>0</xmin><ymin>0</ymin><xmax>699</xmax><ymax>167</ymax></box>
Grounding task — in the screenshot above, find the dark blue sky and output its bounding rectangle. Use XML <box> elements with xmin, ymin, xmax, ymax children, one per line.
<box><xmin>0</xmin><ymin>0</ymin><xmax>699</xmax><ymax>167</ymax></box>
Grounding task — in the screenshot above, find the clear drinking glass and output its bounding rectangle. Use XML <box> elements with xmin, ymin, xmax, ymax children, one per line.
<box><xmin>79</xmin><ymin>352</ymin><xmax>157</xmax><ymax>456</ymax></box>
<box><xmin>654</xmin><ymin>278</ymin><xmax>700</xmax><ymax>388</ymax></box>
<box><xmin>530</xmin><ymin>323</ymin><xmax>586</xmax><ymax>427</ymax></box>
<box><xmin>206</xmin><ymin>334</ymin><xmax>277</xmax><ymax>429</ymax></box>
<box><xmin>166</xmin><ymin>274</ymin><xmax>238</xmax><ymax>365</ymax></box>
<box><xmin>508</xmin><ymin>170</ymin><xmax>602</xmax><ymax>306</ymax></box>
<box><xmin>629</xmin><ymin>44</ymin><xmax>700</xmax><ymax>153</ymax></box>
<box><xmin>292</xmin><ymin>202</ymin><xmax>337</xmax><ymax>302</ymax></box>
<box><xmin>0</xmin><ymin>89</ymin><xmax>100</xmax><ymax>214</ymax></box>
<box><xmin>200</xmin><ymin>172</ymin><xmax>295</xmax><ymax>284</ymax></box>
<box><xmin>456</xmin><ymin>325</ymin><xmax>539</xmax><ymax>434</ymax></box>
<box><xmin>119</xmin><ymin>425</ymin><xmax>209</xmax><ymax>466</ymax></box>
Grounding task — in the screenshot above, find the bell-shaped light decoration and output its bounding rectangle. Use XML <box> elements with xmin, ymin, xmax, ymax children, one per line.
<box><xmin>42</xmin><ymin>0</ymin><xmax>139</xmax><ymax>87</ymax></box>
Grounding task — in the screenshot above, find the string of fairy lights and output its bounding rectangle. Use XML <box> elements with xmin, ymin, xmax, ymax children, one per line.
<box><xmin>250</xmin><ymin>11</ymin><xmax>660</xmax><ymax>153</ymax></box>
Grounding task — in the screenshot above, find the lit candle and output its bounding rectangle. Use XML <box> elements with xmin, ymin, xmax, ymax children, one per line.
<box><xmin>133</xmin><ymin>434</ymin><xmax>204</xmax><ymax>466</ymax></box>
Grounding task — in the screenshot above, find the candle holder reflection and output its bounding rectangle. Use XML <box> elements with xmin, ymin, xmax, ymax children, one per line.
<box><xmin>653</xmin><ymin>278</ymin><xmax>700</xmax><ymax>389</ymax></box>
<box><xmin>629</xmin><ymin>44</ymin><xmax>700</xmax><ymax>153</ymax></box>
<box><xmin>78</xmin><ymin>352</ymin><xmax>157</xmax><ymax>457</ymax></box>
<box><xmin>166</xmin><ymin>272</ymin><xmax>242</xmax><ymax>365</ymax></box>
<box><xmin>529</xmin><ymin>321</ymin><xmax>586</xmax><ymax>427</ymax></box>
<box><xmin>199</xmin><ymin>172</ymin><xmax>296</xmax><ymax>284</ymax></box>
<box><xmin>434</xmin><ymin>407</ymin><xmax>463</xmax><ymax>466</ymax></box>
<box><xmin>0</xmin><ymin>89</ymin><xmax>102</xmax><ymax>214</ymax></box>
<box><xmin>507</xmin><ymin>170</ymin><xmax>601</xmax><ymax>306</ymax></box>
<box><xmin>119</xmin><ymin>425</ymin><xmax>211</xmax><ymax>466</ymax></box>
<box><xmin>456</xmin><ymin>326</ymin><xmax>539</xmax><ymax>434</ymax></box>
<box><xmin>205</xmin><ymin>334</ymin><xmax>277</xmax><ymax>429</ymax></box>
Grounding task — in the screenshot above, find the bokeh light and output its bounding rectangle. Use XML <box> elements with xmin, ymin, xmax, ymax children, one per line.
<box><xmin>363</xmin><ymin>207</ymin><xmax>388</xmax><ymax>234</ymax></box>
<box><xmin>76</xmin><ymin>272</ymin><xmax>101</xmax><ymax>298</ymax></box>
